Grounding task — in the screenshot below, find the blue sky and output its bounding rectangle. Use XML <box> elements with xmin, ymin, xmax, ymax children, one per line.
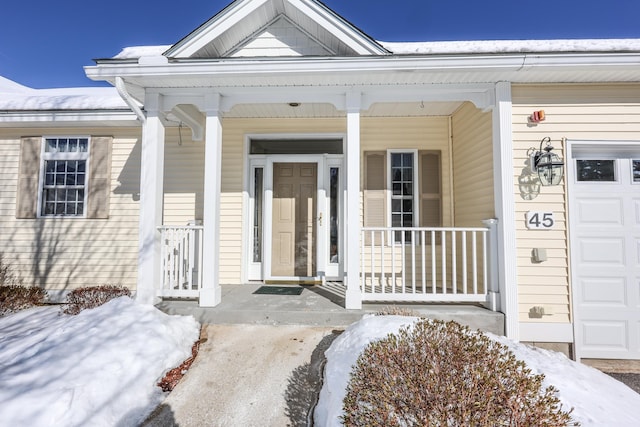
<box><xmin>2</xmin><ymin>0</ymin><xmax>639</xmax><ymax>88</ymax></box>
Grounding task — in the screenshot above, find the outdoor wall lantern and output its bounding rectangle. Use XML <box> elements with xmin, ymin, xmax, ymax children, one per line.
<box><xmin>530</xmin><ymin>137</ymin><xmax>564</xmax><ymax>186</ymax></box>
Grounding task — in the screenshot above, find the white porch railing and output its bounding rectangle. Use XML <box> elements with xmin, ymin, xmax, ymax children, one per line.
<box><xmin>361</xmin><ymin>227</ymin><xmax>490</xmax><ymax>304</ymax></box>
<box><xmin>158</xmin><ymin>225</ymin><xmax>203</xmax><ymax>298</ymax></box>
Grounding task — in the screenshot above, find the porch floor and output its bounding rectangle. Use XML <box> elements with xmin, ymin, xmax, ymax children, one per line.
<box><xmin>155</xmin><ymin>283</ymin><xmax>504</xmax><ymax>335</ymax></box>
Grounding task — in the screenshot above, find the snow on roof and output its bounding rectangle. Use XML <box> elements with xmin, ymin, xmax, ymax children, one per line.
<box><xmin>112</xmin><ymin>45</ymin><xmax>172</xmax><ymax>59</ymax></box>
<box><xmin>110</xmin><ymin>39</ymin><xmax>640</xmax><ymax>59</ymax></box>
<box><xmin>0</xmin><ymin>78</ymin><xmax>128</xmax><ymax>111</ymax></box>
<box><xmin>380</xmin><ymin>39</ymin><xmax>640</xmax><ymax>55</ymax></box>
<box><xmin>0</xmin><ymin>76</ymin><xmax>32</xmax><ymax>93</ymax></box>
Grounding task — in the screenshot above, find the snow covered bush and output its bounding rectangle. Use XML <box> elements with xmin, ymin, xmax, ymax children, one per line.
<box><xmin>342</xmin><ymin>319</ymin><xmax>578</xmax><ymax>427</ymax></box>
<box><xmin>62</xmin><ymin>285</ymin><xmax>132</xmax><ymax>315</ymax></box>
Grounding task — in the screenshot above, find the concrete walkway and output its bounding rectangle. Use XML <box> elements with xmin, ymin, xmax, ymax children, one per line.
<box><xmin>143</xmin><ymin>284</ymin><xmax>505</xmax><ymax>426</ymax></box>
<box><xmin>143</xmin><ymin>324</ymin><xmax>339</xmax><ymax>427</ymax></box>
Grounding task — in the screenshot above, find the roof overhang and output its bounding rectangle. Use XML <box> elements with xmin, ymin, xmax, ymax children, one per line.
<box><xmin>0</xmin><ymin>110</ymin><xmax>139</xmax><ymax>128</ymax></box>
<box><xmin>87</xmin><ymin>52</ymin><xmax>640</xmax><ymax>92</ymax></box>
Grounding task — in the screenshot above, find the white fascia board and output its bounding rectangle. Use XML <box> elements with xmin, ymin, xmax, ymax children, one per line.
<box><xmin>85</xmin><ymin>52</ymin><xmax>640</xmax><ymax>87</ymax></box>
<box><xmin>84</xmin><ymin>54</ymin><xmax>527</xmax><ymax>80</ymax></box>
<box><xmin>0</xmin><ymin>110</ymin><xmax>139</xmax><ymax>127</ymax></box>
<box><xmin>287</xmin><ymin>0</ymin><xmax>387</xmax><ymax>55</ymax></box>
<box><xmin>166</xmin><ymin>0</ymin><xmax>270</xmax><ymax>58</ymax></box>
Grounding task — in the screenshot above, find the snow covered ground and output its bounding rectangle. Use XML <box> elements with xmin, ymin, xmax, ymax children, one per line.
<box><xmin>315</xmin><ymin>315</ymin><xmax>640</xmax><ymax>427</ymax></box>
<box><xmin>0</xmin><ymin>297</ymin><xmax>199</xmax><ymax>427</ymax></box>
<box><xmin>2</xmin><ymin>303</ymin><xmax>639</xmax><ymax>426</ymax></box>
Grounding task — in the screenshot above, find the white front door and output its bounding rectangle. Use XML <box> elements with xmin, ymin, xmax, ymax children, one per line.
<box><xmin>569</xmin><ymin>143</ymin><xmax>640</xmax><ymax>359</ymax></box>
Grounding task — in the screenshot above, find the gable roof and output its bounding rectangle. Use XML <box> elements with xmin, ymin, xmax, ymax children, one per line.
<box><xmin>163</xmin><ymin>0</ymin><xmax>388</xmax><ymax>58</ymax></box>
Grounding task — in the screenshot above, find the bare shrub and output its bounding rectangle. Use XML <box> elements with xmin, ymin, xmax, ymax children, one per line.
<box><xmin>0</xmin><ymin>253</ymin><xmax>23</xmax><ymax>287</ymax></box>
<box><xmin>343</xmin><ymin>319</ymin><xmax>578</xmax><ymax>427</ymax></box>
<box><xmin>0</xmin><ymin>254</ymin><xmax>47</xmax><ymax>316</ymax></box>
<box><xmin>61</xmin><ymin>285</ymin><xmax>132</xmax><ymax>315</ymax></box>
<box><xmin>0</xmin><ymin>286</ymin><xmax>48</xmax><ymax>316</ymax></box>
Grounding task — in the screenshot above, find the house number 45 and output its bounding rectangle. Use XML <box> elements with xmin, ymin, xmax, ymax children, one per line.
<box><xmin>526</xmin><ymin>211</ymin><xmax>555</xmax><ymax>230</ymax></box>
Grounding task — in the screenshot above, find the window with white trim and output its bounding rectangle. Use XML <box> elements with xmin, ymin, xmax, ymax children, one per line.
<box><xmin>389</xmin><ymin>151</ymin><xmax>417</xmax><ymax>241</ymax></box>
<box><xmin>364</xmin><ymin>149</ymin><xmax>442</xmax><ymax>245</ymax></box>
<box><xmin>39</xmin><ymin>137</ymin><xmax>89</xmax><ymax>217</ymax></box>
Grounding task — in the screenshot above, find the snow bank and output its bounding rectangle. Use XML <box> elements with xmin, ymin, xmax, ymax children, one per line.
<box><xmin>314</xmin><ymin>316</ymin><xmax>640</xmax><ymax>427</ymax></box>
<box><xmin>0</xmin><ymin>297</ymin><xmax>200</xmax><ymax>427</ymax></box>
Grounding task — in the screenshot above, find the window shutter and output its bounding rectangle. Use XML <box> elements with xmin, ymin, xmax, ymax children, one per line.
<box><xmin>87</xmin><ymin>136</ymin><xmax>112</xmax><ymax>219</ymax></box>
<box><xmin>364</xmin><ymin>151</ymin><xmax>386</xmax><ymax>245</ymax></box>
<box><xmin>16</xmin><ymin>137</ymin><xmax>41</xmax><ymax>219</ymax></box>
<box><xmin>419</xmin><ymin>151</ymin><xmax>441</xmax><ymax>227</ymax></box>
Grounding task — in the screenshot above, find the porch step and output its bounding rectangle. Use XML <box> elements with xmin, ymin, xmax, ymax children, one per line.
<box><xmin>155</xmin><ymin>284</ymin><xmax>504</xmax><ymax>335</ymax></box>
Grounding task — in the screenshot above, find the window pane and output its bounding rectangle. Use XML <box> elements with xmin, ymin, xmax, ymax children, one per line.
<box><xmin>576</xmin><ymin>160</ymin><xmax>615</xmax><ymax>182</ymax></box>
<box><xmin>402</xmin><ymin>167</ymin><xmax>412</xmax><ymax>181</ymax></box>
<box><xmin>45</xmin><ymin>139</ymin><xmax>57</xmax><ymax>152</ymax></box>
<box><xmin>329</xmin><ymin>167</ymin><xmax>339</xmax><ymax>263</ymax></box>
<box><xmin>403</xmin><ymin>183</ymin><xmax>413</xmax><ymax>196</ymax></box>
<box><xmin>633</xmin><ymin>160</ymin><xmax>640</xmax><ymax>183</ymax></box>
<box><xmin>391</xmin><ymin>199</ymin><xmax>401</xmax><ymax>213</ymax></box>
<box><xmin>253</xmin><ymin>168</ymin><xmax>263</xmax><ymax>263</ymax></box>
<box><xmin>40</xmin><ymin>147</ymin><xmax>87</xmax><ymax>217</ymax></box>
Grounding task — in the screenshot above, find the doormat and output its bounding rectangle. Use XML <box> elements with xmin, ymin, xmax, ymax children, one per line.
<box><xmin>253</xmin><ymin>286</ymin><xmax>304</xmax><ymax>295</ymax></box>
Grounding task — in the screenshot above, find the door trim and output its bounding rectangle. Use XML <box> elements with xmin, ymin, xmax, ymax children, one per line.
<box><xmin>567</xmin><ymin>139</ymin><xmax>640</xmax><ymax>360</ymax></box>
<box><xmin>245</xmin><ymin>152</ymin><xmax>344</xmax><ymax>283</ymax></box>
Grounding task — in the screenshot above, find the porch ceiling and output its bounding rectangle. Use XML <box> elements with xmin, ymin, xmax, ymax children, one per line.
<box><xmin>224</xmin><ymin>101</ymin><xmax>463</xmax><ymax>118</ymax></box>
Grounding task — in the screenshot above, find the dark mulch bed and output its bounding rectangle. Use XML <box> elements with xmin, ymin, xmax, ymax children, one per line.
<box><xmin>157</xmin><ymin>329</ymin><xmax>207</xmax><ymax>392</ymax></box>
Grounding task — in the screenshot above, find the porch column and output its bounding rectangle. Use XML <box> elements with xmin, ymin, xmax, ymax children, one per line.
<box><xmin>492</xmin><ymin>82</ymin><xmax>519</xmax><ymax>339</ymax></box>
<box><xmin>137</xmin><ymin>92</ymin><xmax>164</xmax><ymax>304</ymax></box>
<box><xmin>345</xmin><ymin>91</ymin><xmax>362</xmax><ymax>309</ymax></box>
<box><xmin>200</xmin><ymin>93</ymin><xmax>222</xmax><ymax>307</ymax></box>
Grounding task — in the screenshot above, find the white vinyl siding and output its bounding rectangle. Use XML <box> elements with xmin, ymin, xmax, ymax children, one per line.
<box><xmin>230</xmin><ymin>16</ymin><xmax>332</xmax><ymax>57</ymax></box>
<box><xmin>0</xmin><ymin>129</ymin><xmax>141</xmax><ymax>295</ymax></box>
<box><xmin>512</xmin><ymin>83</ymin><xmax>640</xmax><ymax>324</ymax></box>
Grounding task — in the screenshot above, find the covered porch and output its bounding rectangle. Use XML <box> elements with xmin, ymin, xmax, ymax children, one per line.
<box><xmin>133</xmin><ymin>82</ymin><xmax>515</xmax><ymax>327</ymax></box>
<box><xmin>87</xmin><ymin>59</ymin><xmax>517</xmax><ymax>337</ymax></box>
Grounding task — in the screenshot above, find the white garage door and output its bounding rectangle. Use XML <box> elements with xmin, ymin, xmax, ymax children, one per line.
<box><xmin>569</xmin><ymin>144</ymin><xmax>640</xmax><ymax>359</ymax></box>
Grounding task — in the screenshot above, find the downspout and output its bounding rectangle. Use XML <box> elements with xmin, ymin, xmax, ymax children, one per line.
<box><xmin>115</xmin><ymin>77</ymin><xmax>146</xmax><ymax>123</ymax></box>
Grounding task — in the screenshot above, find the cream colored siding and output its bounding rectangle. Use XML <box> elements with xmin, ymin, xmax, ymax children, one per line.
<box><xmin>360</xmin><ymin>116</ymin><xmax>453</xmax><ymax>226</ymax></box>
<box><xmin>512</xmin><ymin>84</ymin><xmax>640</xmax><ymax>324</ymax></box>
<box><xmin>451</xmin><ymin>102</ymin><xmax>494</xmax><ymax>226</ymax></box>
<box><xmin>0</xmin><ymin>128</ymin><xmax>141</xmax><ymax>295</ymax></box>
<box><xmin>163</xmin><ymin>128</ymin><xmax>205</xmax><ymax>225</ymax></box>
